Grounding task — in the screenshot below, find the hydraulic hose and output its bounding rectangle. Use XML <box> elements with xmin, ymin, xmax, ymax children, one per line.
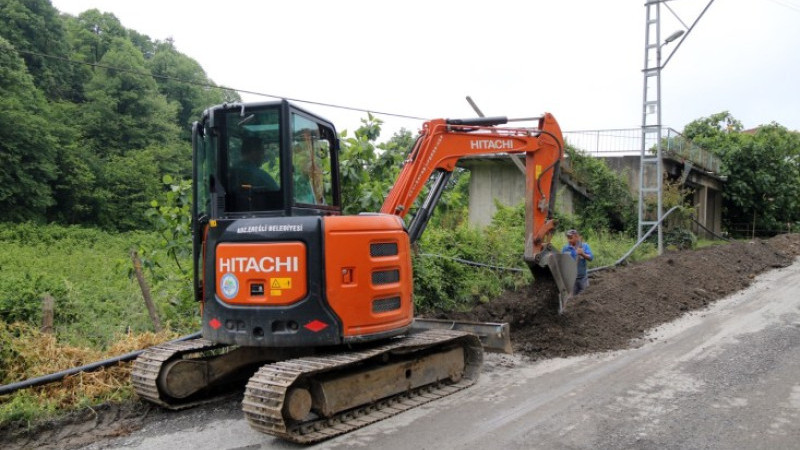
<box><xmin>0</xmin><ymin>331</ymin><xmax>201</xmax><ymax>396</ymax></box>
<box><xmin>588</xmin><ymin>206</ymin><xmax>681</xmax><ymax>273</ymax></box>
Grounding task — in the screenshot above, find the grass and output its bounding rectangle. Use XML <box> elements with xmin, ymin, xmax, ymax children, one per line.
<box><xmin>0</xmin><ymin>321</ymin><xmax>176</xmax><ymax>427</ymax></box>
<box><xmin>0</xmin><ymin>223</ymin><xmax>196</xmax><ymax>347</ymax></box>
<box><xmin>0</xmin><ymin>223</ymin><xmax>193</xmax><ymax>428</ymax></box>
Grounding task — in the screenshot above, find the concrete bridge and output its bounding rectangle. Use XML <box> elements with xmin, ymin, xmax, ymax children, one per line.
<box><xmin>459</xmin><ymin>128</ymin><xmax>725</xmax><ymax>238</ymax></box>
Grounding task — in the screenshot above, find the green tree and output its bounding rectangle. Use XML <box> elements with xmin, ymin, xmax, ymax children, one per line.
<box><xmin>79</xmin><ymin>37</ymin><xmax>179</xmax><ymax>155</ymax></box>
<box><xmin>75</xmin><ymin>37</ymin><xmax>184</xmax><ymax>230</ymax></box>
<box><xmin>722</xmin><ymin>124</ymin><xmax>800</xmax><ymax>235</ymax></box>
<box><xmin>95</xmin><ymin>148</ymin><xmax>162</xmax><ymax>230</ymax></box>
<box><xmin>564</xmin><ymin>144</ymin><xmax>635</xmax><ymax>233</ymax></box>
<box><xmin>0</xmin><ymin>37</ymin><xmax>58</xmax><ymax>221</ymax></box>
<box><xmin>682</xmin><ymin>111</ymin><xmax>743</xmax><ymax>157</ymax></box>
<box><xmin>46</xmin><ymin>101</ymin><xmax>102</xmax><ymax>224</ymax></box>
<box><xmin>128</xmin><ymin>29</ymin><xmax>156</xmax><ymax>59</ymax></box>
<box><xmin>146</xmin><ymin>41</ymin><xmax>236</xmax><ymax>139</ymax></box>
<box><xmin>64</xmin><ymin>8</ymin><xmax>126</xmax><ymax>66</ymax></box>
<box><xmin>683</xmin><ymin>112</ymin><xmax>800</xmax><ymax>236</ymax></box>
<box><xmin>338</xmin><ymin>114</ymin><xmax>384</xmax><ymax>214</ymax></box>
<box><xmin>145</xmin><ymin>175</ymin><xmax>192</xmax><ymax>275</ymax></box>
<box><xmin>62</xmin><ymin>9</ymin><xmax>128</xmax><ymax>101</ymax></box>
<box><xmin>0</xmin><ymin>0</ymin><xmax>77</xmax><ymax>100</ymax></box>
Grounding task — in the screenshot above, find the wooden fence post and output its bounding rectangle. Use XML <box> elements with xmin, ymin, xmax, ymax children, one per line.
<box><xmin>41</xmin><ymin>294</ymin><xmax>54</xmax><ymax>334</ymax></box>
<box><xmin>130</xmin><ymin>249</ymin><xmax>163</xmax><ymax>332</ymax></box>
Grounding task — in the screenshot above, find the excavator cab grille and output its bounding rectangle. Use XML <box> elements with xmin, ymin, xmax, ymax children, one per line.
<box><xmin>371</xmin><ymin>269</ymin><xmax>400</xmax><ymax>285</ymax></box>
<box><xmin>370</xmin><ymin>242</ymin><xmax>398</xmax><ymax>257</ymax></box>
<box><xmin>372</xmin><ymin>296</ymin><xmax>402</xmax><ymax>313</ymax></box>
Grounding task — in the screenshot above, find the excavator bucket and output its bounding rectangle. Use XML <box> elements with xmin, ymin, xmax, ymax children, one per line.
<box><xmin>527</xmin><ymin>250</ymin><xmax>577</xmax><ymax>315</ymax></box>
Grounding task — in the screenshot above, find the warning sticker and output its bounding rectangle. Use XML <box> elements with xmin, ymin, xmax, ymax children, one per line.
<box><xmin>270</xmin><ymin>277</ymin><xmax>292</xmax><ymax>296</ymax></box>
<box><xmin>271</xmin><ymin>278</ymin><xmax>292</xmax><ymax>289</ymax></box>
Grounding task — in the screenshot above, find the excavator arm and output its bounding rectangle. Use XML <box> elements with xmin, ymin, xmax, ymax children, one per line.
<box><xmin>380</xmin><ymin>113</ymin><xmax>576</xmax><ymax>313</ymax></box>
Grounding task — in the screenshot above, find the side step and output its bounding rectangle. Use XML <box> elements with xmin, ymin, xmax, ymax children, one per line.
<box><xmin>411</xmin><ymin>318</ymin><xmax>512</xmax><ymax>354</ymax></box>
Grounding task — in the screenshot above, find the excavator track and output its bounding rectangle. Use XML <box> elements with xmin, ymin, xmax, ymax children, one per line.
<box><xmin>242</xmin><ymin>329</ymin><xmax>483</xmax><ymax>444</ymax></box>
<box><xmin>131</xmin><ymin>338</ymin><xmax>230</xmax><ymax>410</ymax></box>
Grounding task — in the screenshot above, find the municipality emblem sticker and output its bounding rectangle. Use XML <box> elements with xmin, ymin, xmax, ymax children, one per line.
<box><xmin>220</xmin><ymin>273</ymin><xmax>239</xmax><ymax>299</ymax></box>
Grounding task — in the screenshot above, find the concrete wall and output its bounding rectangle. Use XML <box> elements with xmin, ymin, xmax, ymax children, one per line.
<box><xmin>464</xmin><ymin>160</ymin><xmax>525</xmax><ymax>227</ymax></box>
<box><xmin>460</xmin><ymin>158</ymin><xmax>579</xmax><ymax>227</ymax></box>
<box><xmin>600</xmin><ymin>156</ymin><xmax>642</xmax><ymax>194</ymax></box>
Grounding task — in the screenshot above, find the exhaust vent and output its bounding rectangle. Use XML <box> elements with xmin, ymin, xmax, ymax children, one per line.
<box><xmin>372</xmin><ymin>269</ymin><xmax>400</xmax><ymax>285</ymax></box>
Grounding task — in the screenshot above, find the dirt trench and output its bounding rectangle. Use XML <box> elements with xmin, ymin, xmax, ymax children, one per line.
<box><xmin>3</xmin><ymin>234</ymin><xmax>799</xmax><ymax>449</ymax></box>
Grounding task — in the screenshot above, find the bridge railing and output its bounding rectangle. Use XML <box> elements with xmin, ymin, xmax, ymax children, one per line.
<box><xmin>661</xmin><ymin>129</ymin><xmax>721</xmax><ymax>174</ymax></box>
<box><xmin>563</xmin><ymin>128</ymin><xmax>721</xmax><ymax>174</ymax></box>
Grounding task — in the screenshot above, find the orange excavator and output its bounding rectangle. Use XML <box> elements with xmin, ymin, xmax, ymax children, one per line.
<box><xmin>132</xmin><ymin>100</ymin><xmax>575</xmax><ymax>443</ymax></box>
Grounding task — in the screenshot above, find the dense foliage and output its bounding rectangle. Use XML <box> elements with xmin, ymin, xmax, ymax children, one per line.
<box><xmin>0</xmin><ymin>0</ymin><xmax>235</xmax><ymax>230</ymax></box>
<box><xmin>562</xmin><ymin>144</ymin><xmax>636</xmax><ymax>234</ymax></box>
<box><xmin>0</xmin><ymin>224</ymin><xmax>196</xmax><ymax>347</ymax></box>
<box><xmin>683</xmin><ymin>112</ymin><xmax>800</xmax><ymax>236</ymax></box>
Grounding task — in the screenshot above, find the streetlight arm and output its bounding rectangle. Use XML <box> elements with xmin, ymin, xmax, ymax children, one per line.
<box><xmin>661</xmin><ymin>0</ymin><xmax>716</xmax><ymax>69</ymax></box>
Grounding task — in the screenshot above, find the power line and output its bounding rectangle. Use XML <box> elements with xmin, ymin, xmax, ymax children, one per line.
<box><xmin>15</xmin><ymin>49</ymin><xmax>427</xmax><ymax>121</ymax></box>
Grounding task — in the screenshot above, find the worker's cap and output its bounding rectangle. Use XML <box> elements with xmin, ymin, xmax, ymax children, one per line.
<box><xmin>565</xmin><ymin>229</ymin><xmax>579</xmax><ymax>237</ymax></box>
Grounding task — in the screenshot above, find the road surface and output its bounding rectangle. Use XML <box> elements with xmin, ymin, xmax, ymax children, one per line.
<box><xmin>83</xmin><ymin>259</ymin><xmax>800</xmax><ymax>449</ymax></box>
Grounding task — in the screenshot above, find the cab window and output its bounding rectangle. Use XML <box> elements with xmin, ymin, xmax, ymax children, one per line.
<box><xmin>292</xmin><ymin>114</ymin><xmax>334</xmax><ymax>206</ymax></box>
<box><xmin>226</xmin><ymin>109</ymin><xmax>282</xmax><ymax>212</ymax></box>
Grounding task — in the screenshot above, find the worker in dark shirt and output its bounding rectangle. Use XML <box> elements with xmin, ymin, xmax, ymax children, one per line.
<box><xmin>236</xmin><ymin>137</ymin><xmax>279</xmax><ymax>191</ymax></box>
<box><xmin>562</xmin><ymin>229</ymin><xmax>594</xmax><ymax>295</ymax></box>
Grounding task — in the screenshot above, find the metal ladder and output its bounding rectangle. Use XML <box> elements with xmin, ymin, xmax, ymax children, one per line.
<box><xmin>639</xmin><ymin>0</ymin><xmax>664</xmax><ymax>253</ymax></box>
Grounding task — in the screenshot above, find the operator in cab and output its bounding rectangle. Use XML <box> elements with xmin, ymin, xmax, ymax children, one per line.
<box><xmin>236</xmin><ymin>137</ymin><xmax>279</xmax><ymax>191</ymax></box>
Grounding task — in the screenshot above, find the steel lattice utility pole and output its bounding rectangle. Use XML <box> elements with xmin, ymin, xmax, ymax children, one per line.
<box><xmin>638</xmin><ymin>0</ymin><xmax>714</xmax><ymax>254</ymax></box>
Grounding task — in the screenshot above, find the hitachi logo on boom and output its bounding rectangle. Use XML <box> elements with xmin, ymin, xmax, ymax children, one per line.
<box><xmin>470</xmin><ymin>139</ymin><xmax>515</xmax><ymax>150</ymax></box>
<box><xmin>218</xmin><ymin>256</ymin><xmax>299</xmax><ymax>273</ymax></box>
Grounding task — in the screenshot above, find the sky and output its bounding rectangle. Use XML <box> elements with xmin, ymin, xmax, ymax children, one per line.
<box><xmin>49</xmin><ymin>0</ymin><xmax>800</xmax><ymax>141</ymax></box>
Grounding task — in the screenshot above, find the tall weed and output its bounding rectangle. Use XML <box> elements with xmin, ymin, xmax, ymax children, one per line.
<box><xmin>0</xmin><ymin>223</ymin><xmax>195</xmax><ymax>348</ymax></box>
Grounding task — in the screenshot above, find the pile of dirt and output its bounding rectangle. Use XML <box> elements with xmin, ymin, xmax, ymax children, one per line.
<box><xmin>441</xmin><ymin>234</ymin><xmax>800</xmax><ymax>360</ymax></box>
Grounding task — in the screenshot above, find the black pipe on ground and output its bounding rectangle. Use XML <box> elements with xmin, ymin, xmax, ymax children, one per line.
<box><xmin>0</xmin><ymin>331</ymin><xmax>201</xmax><ymax>396</ymax></box>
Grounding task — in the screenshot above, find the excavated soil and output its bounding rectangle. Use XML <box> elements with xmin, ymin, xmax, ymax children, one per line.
<box><xmin>3</xmin><ymin>234</ymin><xmax>800</xmax><ymax>449</ymax></box>
<box><xmin>441</xmin><ymin>234</ymin><xmax>800</xmax><ymax>359</ymax></box>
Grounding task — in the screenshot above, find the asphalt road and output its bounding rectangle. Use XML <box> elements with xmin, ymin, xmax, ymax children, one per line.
<box><xmin>84</xmin><ymin>259</ymin><xmax>800</xmax><ymax>450</ymax></box>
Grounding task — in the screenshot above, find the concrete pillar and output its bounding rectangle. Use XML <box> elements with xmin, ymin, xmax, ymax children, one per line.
<box><xmin>467</xmin><ymin>162</ymin><xmax>526</xmax><ymax>227</ymax></box>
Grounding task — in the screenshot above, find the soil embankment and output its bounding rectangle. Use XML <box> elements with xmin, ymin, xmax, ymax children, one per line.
<box><xmin>444</xmin><ymin>234</ymin><xmax>800</xmax><ymax>359</ymax></box>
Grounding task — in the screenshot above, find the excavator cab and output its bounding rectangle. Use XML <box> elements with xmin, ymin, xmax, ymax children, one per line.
<box><xmin>193</xmin><ymin>100</ymin><xmax>341</xmax><ymax>222</ymax></box>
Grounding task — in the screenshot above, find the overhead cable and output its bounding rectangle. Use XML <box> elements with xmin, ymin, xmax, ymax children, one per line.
<box><xmin>15</xmin><ymin>49</ymin><xmax>426</xmax><ymax>121</ymax></box>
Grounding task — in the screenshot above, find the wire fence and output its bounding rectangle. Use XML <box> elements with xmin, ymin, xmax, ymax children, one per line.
<box><xmin>727</xmin><ymin>223</ymin><xmax>798</xmax><ymax>237</ymax></box>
